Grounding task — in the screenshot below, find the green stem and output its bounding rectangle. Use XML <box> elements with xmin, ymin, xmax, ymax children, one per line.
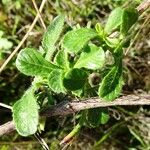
<box><xmin>60</xmin><ymin>123</ymin><xmax>82</xmax><ymax>145</ymax></box>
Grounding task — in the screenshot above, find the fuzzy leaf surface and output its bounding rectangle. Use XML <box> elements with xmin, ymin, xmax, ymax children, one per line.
<box><xmin>16</xmin><ymin>48</ymin><xmax>59</xmax><ymax>77</ymax></box>
<box><xmin>62</xmin><ymin>28</ymin><xmax>98</xmax><ymax>53</ymax></box>
<box><xmin>42</xmin><ymin>15</ymin><xmax>64</xmax><ymax>59</ymax></box>
<box><xmin>74</xmin><ymin>43</ymin><xmax>105</xmax><ymax>70</ymax></box>
<box><xmin>54</xmin><ymin>50</ymin><xmax>69</xmax><ymax>69</ymax></box>
<box><xmin>104</xmin><ymin>7</ymin><xmax>123</xmax><ymax>34</ymax></box>
<box><xmin>13</xmin><ymin>89</ymin><xmax>39</xmax><ymax>136</ymax></box>
<box><xmin>98</xmin><ymin>65</ymin><xmax>123</xmax><ymax>101</ymax></box>
<box><xmin>48</xmin><ymin>69</ymin><xmax>66</xmax><ymax>93</ymax></box>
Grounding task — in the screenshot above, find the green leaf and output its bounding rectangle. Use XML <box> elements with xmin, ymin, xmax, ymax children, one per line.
<box><xmin>48</xmin><ymin>69</ymin><xmax>66</xmax><ymax>93</ymax></box>
<box><xmin>81</xmin><ymin>108</ymin><xmax>109</xmax><ymax>128</ymax></box>
<box><xmin>87</xmin><ymin>108</ymin><xmax>110</xmax><ymax>127</ymax></box>
<box><xmin>16</xmin><ymin>48</ymin><xmax>59</xmax><ymax>77</ymax></box>
<box><xmin>121</xmin><ymin>7</ymin><xmax>138</xmax><ymax>35</ymax></box>
<box><xmin>54</xmin><ymin>50</ymin><xmax>69</xmax><ymax>69</ymax></box>
<box><xmin>62</xmin><ymin>28</ymin><xmax>98</xmax><ymax>53</ymax></box>
<box><xmin>74</xmin><ymin>43</ymin><xmax>105</xmax><ymax>70</ymax></box>
<box><xmin>63</xmin><ymin>68</ymin><xmax>88</xmax><ymax>91</ymax></box>
<box><xmin>98</xmin><ymin>64</ymin><xmax>123</xmax><ymax>101</ymax></box>
<box><xmin>104</xmin><ymin>7</ymin><xmax>123</xmax><ymax>34</ymax></box>
<box><xmin>42</xmin><ymin>15</ymin><xmax>65</xmax><ymax>60</ymax></box>
<box><xmin>13</xmin><ymin>88</ymin><xmax>39</xmax><ymax>136</ymax></box>
<box><xmin>95</xmin><ymin>23</ymin><xmax>104</xmax><ymax>37</ymax></box>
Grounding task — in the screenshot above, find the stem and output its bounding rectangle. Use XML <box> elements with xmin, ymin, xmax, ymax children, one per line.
<box><xmin>0</xmin><ymin>102</ymin><xmax>12</xmax><ymax>110</ymax></box>
<box><xmin>60</xmin><ymin>123</ymin><xmax>82</xmax><ymax>145</ymax></box>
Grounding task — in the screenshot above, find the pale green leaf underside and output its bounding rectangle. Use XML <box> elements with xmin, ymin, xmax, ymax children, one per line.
<box><xmin>13</xmin><ymin>89</ymin><xmax>39</xmax><ymax>136</ymax></box>
<box><xmin>62</xmin><ymin>28</ymin><xmax>98</xmax><ymax>53</ymax></box>
<box><xmin>104</xmin><ymin>7</ymin><xmax>123</xmax><ymax>34</ymax></box>
<box><xmin>42</xmin><ymin>15</ymin><xmax>64</xmax><ymax>59</ymax></box>
<box><xmin>16</xmin><ymin>48</ymin><xmax>59</xmax><ymax>77</ymax></box>
<box><xmin>74</xmin><ymin>43</ymin><xmax>105</xmax><ymax>70</ymax></box>
<box><xmin>48</xmin><ymin>69</ymin><xmax>66</xmax><ymax>93</ymax></box>
<box><xmin>98</xmin><ymin>65</ymin><xmax>123</xmax><ymax>101</ymax></box>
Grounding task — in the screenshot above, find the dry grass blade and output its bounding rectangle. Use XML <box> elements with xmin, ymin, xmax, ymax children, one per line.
<box><xmin>0</xmin><ymin>0</ymin><xmax>47</xmax><ymax>74</ymax></box>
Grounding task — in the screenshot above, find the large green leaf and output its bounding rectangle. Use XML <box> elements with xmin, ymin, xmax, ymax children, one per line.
<box><xmin>48</xmin><ymin>69</ymin><xmax>66</xmax><ymax>93</ymax></box>
<box><xmin>42</xmin><ymin>15</ymin><xmax>65</xmax><ymax>60</ymax></box>
<box><xmin>74</xmin><ymin>43</ymin><xmax>105</xmax><ymax>70</ymax></box>
<box><xmin>63</xmin><ymin>68</ymin><xmax>88</xmax><ymax>91</ymax></box>
<box><xmin>13</xmin><ymin>88</ymin><xmax>39</xmax><ymax>136</ymax></box>
<box><xmin>98</xmin><ymin>64</ymin><xmax>123</xmax><ymax>101</ymax></box>
<box><xmin>121</xmin><ymin>7</ymin><xmax>138</xmax><ymax>35</ymax></box>
<box><xmin>54</xmin><ymin>50</ymin><xmax>69</xmax><ymax>69</ymax></box>
<box><xmin>16</xmin><ymin>48</ymin><xmax>59</xmax><ymax>77</ymax></box>
<box><xmin>62</xmin><ymin>28</ymin><xmax>98</xmax><ymax>53</ymax></box>
<box><xmin>104</xmin><ymin>7</ymin><xmax>123</xmax><ymax>34</ymax></box>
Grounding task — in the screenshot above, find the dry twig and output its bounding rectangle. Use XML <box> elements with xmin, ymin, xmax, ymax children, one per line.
<box><xmin>0</xmin><ymin>94</ymin><xmax>150</xmax><ymax>136</ymax></box>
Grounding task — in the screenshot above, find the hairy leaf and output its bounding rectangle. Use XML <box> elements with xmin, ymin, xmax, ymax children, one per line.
<box><xmin>16</xmin><ymin>48</ymin><xmax>59</xmax><ymax>77</ymax></box>
<box><xmin>42</xmin><ymin>15</ymin><xmax>65</xmax><ymax>59</ymax></box>
<box><xmin>98</xmin><ymin>64</ymin><xmax>123</xmax><ymax>101</ymax></box>
<box><xmin>62</xmin><ymin>28</ymin><xmax>98</xmax><ymax>53</ymax></box>
<box><xmin>104</xmin><ymin>7</ymin><xmax>123</xmax><ymax>34</ymax></box>
<box><xmin>48</xmin><ymin>69</ymin><xmax>66</xmax><ymax>93</ymax></box>
<box><xmin>54</xmin><ymin>50</ymin><xmax>69</xmax><ymax>69</ymax></box>
<box><xmin>13</xmin><ymin>88</ymin><xmax>39</xmax><ymax>136</ymax></box>
<box><xmin>121</xmin><ymin>7</ymin><xmax>138</xmax><ymax>35</ymax></box>
<box><xmin>63</xmin><ymin>68</ymin><xmax>88</xmax><ymax>90</ymax></box>
<box><xmin>74</xmin><ymin>43</ymin><xmax>105</xmax><ymax>70</ymax></box>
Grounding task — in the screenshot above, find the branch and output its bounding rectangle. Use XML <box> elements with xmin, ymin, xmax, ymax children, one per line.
<box><xmin>137</xmin><ymin>0</ymin><xmax>150</xmax><ymax>13</ymax></box>
<box><xmin>0</xmin><ymin>94</ymin><xmax>150</xmax><ymax>136</ymax></box>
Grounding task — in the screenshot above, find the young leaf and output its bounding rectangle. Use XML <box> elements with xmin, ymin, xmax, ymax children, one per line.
<box><xmin>63</xmin><ymin>68</ymin><xmax>88</xmax><ymax>91</ymax></box>
<box><xmin>98</xmin><ymin>65</ymin><xmax>123</xmax><ymax>101</ymax></box>
<box><xmin>48</xmin><ymin>69</ymin><xmax>66</xmax><ymax>93</ymax></box>
<box><xmin>62</xmin><ymin>28</ymin><xmax>98</xmax><ymax>53</ymax></box>
<box><xmin>42</xmin><ymin>15</ymin><xmax>65</xmax><ymax>60</ymax></box>
<box><xmin>104</xmin><ymin>7</ymin><xmax>123</xmax><ymax>34</ymax></box>
<box><xmin>74</xmin><ymin>43</ymin><xmax>105</xmax><ymax>70</ymax></box>
<box><xmin>16</xmin><ymin>48</ymin><xmax>59</xmax><ymax>77</ymax></box>
<box><xmin>121</xmin><ymin>7</ymin><xmax>138</xmax><ymax>35</ymax></box>
<box><xmin>54</xmin><ymin>50</ymin><xmax>69</xmax><ymax>69</ymax></box>
<box><xmin>13</xmin><ymin>88</ymin><xmax>39</xmax><ymax>136</ymax></box>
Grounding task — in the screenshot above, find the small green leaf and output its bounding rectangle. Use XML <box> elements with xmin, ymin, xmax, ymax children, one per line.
<box><xmin>42</xmin><ymin>15</ymin><xmax>65</xmax><ymax>60</ymax></box>
<box><xmin>62</xmin><ymin>28</ymin><xmax>98</xmax><ymax>53</ymax></box>
<box><xmin>87</xmin><ymin>108</ymin><xmax>110</xmax><ymax>127</ymax></box>
<box><xmin>16</xmin><ymin>48</ymin><xmax>59</xmax><ymax>77</ymax></box>
<box><xmin>81</xmin><ymin>108</ymin><xmax>109</xmax><ymax>128</ymax></box>
<box><xmin>48</xmin><ymin>69</ymin><xmax>66</xmax><ymax>93</ymax></box>
<box><xmin>105</xmin><ymin>37</ymin><xmax>120</xmax><ymax>48</ymax></box>
<box><xmin>98</xmin><ymin>64</ymin><xmax>123</xmax><ymax>101</ymax></box>
<box><xmin>104</xmin><ymin>7</ymin><xmax>123</xmax><ymax>34</ymax></box>
<box><xmin>121</xmin><ymin>7</ymin><xmax>138</xmax><ymax>35</ymax></box>
<box><xmin>63</xmin><ymin>68</ymin><xmax>88</xmax><ymax>91</ymax></box>
<box><xmin>74</xmin><ymin>43</ymin><xmax>105</xmax><ymax>70</ymax></box>
<box><xmin>54</xmin><ymin>50</ymin><xmax>69</xmax><ymax>69</ymax></box>
<box><xmin>13</xmin><ymin>88</ymin><xmax>39</xmax><ymax>136</ymax></box>
<box><xmin>95</xmin><ymin>23</ymin><xmax>104</xmax><ymax>37</ymax></box>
